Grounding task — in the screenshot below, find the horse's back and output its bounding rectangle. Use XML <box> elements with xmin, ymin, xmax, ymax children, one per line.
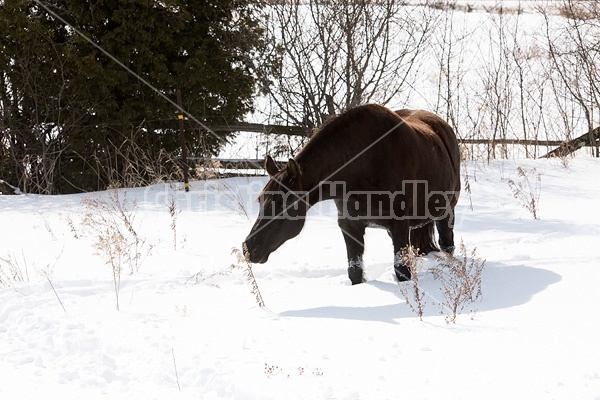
<box><xmin>395</xmin><ymin>109</ymin><xmax>460</xmax><ymax>167</ymax></box>
<box><xmin>388</xmin><ymin>108</ymin><xmax>461</xmax><ymax>197</ymax></box>
<box><xmin>394</xmin><ymin>109</ymin><xmax>457</xmax><ymax>147</ymax></box>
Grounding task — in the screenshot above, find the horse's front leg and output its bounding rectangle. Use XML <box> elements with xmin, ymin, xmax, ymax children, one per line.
<box><xmin>337</xmin><ymin>217</ymin><xmax>367</xmax><ymax>285</ymax></box>
<box><xmin>390</xmin><ymin>221</ymin><xmax>411</xmax><ymax>282</ymax></box>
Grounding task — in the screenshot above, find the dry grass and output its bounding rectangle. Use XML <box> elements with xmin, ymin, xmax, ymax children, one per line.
<box><xmin>398</xmin><ymin>240</ymin><xmax>486</xmax><ymax>324</ymax></box>
<box><xmin>431</xmin><ymin>241</ymin><xmax>485</xmax><ymax>324</ymax></box>
<box><xmin>232</xmin><ymin>244</ymin><xmax>266</xmax><ymax>308</ymax></box>
<box><xmin>0</xmin><ymin>252</ymin><xmax>29</xmax><ymax>288</ymax></box>
<box><xmin>167</xmin><ymin>195</ymin><xmax>180</xmax><ymax>250</ymax></box>
<box><xmin>82</xmin><ymin>184</ymin><xmax>149</xmax><ymax>310</ymax></box>
<box><xmin>558</xmin><ymin>1</ymin><xmax>599</xmax><ymax>20</ymax></box>
<box><xmin>195</xmin><ymin>159</ymin><xmax>222</xmax><ymax>180</ymax></box>
<box><xmin>397</xmin><ymin>245</ymin><xmax>427</xmax><ymax>321</ymax></box>
<box><xmin>508</xmin><ymin>166</ymin><xmax>542</xmax><ymax>219</ymax></box>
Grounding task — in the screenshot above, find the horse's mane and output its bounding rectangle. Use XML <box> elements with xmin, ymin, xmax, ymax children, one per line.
<box><xmin>308</xmin><ymin>113</ymin><xmax>337</xmax><ymax>138</ymax></box>
<box><xmin>297</xmin><ymin>104</ymin><xmax>397</xmax><ymax>165</ymax></box>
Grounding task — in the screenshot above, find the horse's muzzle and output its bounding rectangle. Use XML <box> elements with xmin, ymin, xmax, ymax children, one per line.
<box><xmin>242</xmin><ymin>240</ymin><xmax>269</xmax><ymax>264</ymax></box>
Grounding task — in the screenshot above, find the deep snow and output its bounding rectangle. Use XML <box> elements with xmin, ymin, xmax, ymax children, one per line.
<box><xmin>1</xmin><ymin>157</ymin><xmax>600</xmax><ymax>399</ymax></box>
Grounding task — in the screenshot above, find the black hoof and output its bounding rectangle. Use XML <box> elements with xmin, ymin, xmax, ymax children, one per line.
<box><xmin>394</xmin><ymin>264</ymin><xmax>411</xmax><ymax>282</ymax></box>
<box><xmin>348</xmin><ymin>266</ymin><xmax>365</xmax><ymax>285</ymax></box>
<box><xmin>441</xmin><ymin>245</ymin><xmax>455</xmax><ymax>255</ymax></box>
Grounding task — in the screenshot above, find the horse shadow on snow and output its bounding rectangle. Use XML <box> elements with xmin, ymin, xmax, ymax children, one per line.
<box><xmin>279</xmin><ymin>261</ymin><xmax>561</xmax><ymax>324</ymax></box>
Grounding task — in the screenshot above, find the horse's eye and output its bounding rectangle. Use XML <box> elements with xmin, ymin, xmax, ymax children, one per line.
<box><xmin>260</xmin><ymin>198</ymin><xmax>278</xmax><ymax>217</ymax></box>
<box><xmin>274</xmin><ymin>198</ymin><xmax>283</xmax><ymax>211</ymax></box>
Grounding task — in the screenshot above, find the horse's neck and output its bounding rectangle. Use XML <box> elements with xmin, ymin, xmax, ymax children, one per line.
<box><xmin>298</xmin><ymin>144</ymin><xmax>357</xmax><ymax>204</ymax></box>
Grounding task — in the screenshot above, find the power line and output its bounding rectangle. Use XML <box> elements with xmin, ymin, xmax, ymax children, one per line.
<box><xmin>31</xmin><ymin>0</ymin><xmax>222</xmax><ymax>145</ymax></box>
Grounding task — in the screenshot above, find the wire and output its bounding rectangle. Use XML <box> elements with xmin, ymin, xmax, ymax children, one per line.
<box><xmin>32</xmin><ymin>0</ymin><xmax>223</xmax><ymax>144</ymax></box>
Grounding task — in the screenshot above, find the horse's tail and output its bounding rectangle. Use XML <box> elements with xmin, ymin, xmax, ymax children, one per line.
<box><xmin>409</xmin><ymin>221</ymin><xmax>439</xmax><ymax>254</ymax></box>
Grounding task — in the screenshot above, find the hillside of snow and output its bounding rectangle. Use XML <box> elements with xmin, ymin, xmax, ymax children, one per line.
<box><xmin>1</xmin><ymin>157</ymin><xmax>599</xmax><ymax>399</ymax></box>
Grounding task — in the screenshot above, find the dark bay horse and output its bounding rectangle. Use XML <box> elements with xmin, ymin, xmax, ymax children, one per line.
<box><xmin>243</xmin><ymin>104</ymin><xmax>461</xmax><ymax>284</ymax></box>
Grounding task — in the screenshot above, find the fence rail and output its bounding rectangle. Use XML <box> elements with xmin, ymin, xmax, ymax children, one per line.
<box><xmin>209</xmin><ymin>121</ymin><xmax>599</xmax><ymax>158</ymax></box>
<box><xmin>212</xmin><ymin>121</ymin><xmax>597</xmax><ymax>145</ymax></box>
<box><xmin>191</xmin><ymin>121</ymin><xmax>600</xmax><ymax>175</ymax></box>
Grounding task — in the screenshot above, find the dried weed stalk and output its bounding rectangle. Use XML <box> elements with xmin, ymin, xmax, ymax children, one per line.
<box><xmin>195</xmin><ymin>159</ymin><xmax>221</xmax><ymax>180</ymax></box>
<box><xmin>217</xmin><ymin>180</ymin><xmax>250</xmax><ymax>219</ymax></box>
<box><xmin>0</xmin><ymin>252</ymin><xmax>29</xmax><ymax>288</ymax></box>
<box><xmin>37</xmin><ymin>212</ymin><xmax>56</xmax><ymax>240</ymax></box>
<box><xmin>185</xmin><ymin>269</ymin><xmax>232</xmax><ymax>288</ymax></box>
<box><xmin>82</xmin><ymin>184</ymin><xmax>148</xmax><ymax>310</ymax></box>
<box><xmin>397</xmin><ymin>245</ymin><xmax>426</xmax><ymax>321</ymax></box>
<box><xmin>232</xmin><ymin>244</ymin><xmax>265</xmax><ymax>308</ymax></box>
<box><xmin>397</xmin><ymin>241</ymin><xmax>486</xmax><ymax>324</ymax></box>
<box><xmin>430</xmin><ymin>241</ymin><xmax>485</xmax><ymax>324</ymax></box>
<box><xmin>508</xmin><ymin>166</ymin><xmax>541</xmax><ymax>219</ymax></box>
<box><xmin>63</xmin><ymin>212</ymin><xmax>80</xmax><ymax>239</ymax></box>
<box><xmin>167</xmin><ymin>195</ymin><xmax>180</xmax><ymax>250</ymax></box>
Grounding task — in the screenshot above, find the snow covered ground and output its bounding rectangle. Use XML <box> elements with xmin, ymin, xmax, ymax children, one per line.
<box><xmin>1</xmin><ymin>157</ymin><xmax>599</xmax><ymax>399</ymax></box>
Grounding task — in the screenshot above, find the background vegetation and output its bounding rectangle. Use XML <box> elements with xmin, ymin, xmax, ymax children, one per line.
<box><xmin>1</xmin><ymin>0</ymin><xmax>600</xmax><ymax>194</ymax></box>
<box><xmin>0</xmin><ymin>0</ymin><xmax>266</xmax><ymax>193</ymax></box>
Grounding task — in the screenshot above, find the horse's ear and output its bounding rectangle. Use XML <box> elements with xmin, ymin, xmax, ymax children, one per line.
<box><xmin>286</xmin><ymin>158</ymin><xmax>301</xmax><ymax>181</ymax></box>
<box><xmin>264</xmin><ymin>155</ymin><xmax>279</xmax><ymax>177</ymax></box>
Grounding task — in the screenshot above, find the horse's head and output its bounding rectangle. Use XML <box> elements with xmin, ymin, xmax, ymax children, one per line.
<box><xmin>243</xmin><ymin>155</ymin><xmax>309</xmax><ymax>263</ymax></box>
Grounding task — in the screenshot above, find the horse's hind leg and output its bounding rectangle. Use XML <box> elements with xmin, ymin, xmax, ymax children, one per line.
<box><xmin>338</xmin><ymin>219</ymin><xmax>367</xmax><ymax>285</ymax></box>
<box><xmin>436</xmin><ymin>207</ymin><xmax>456</xmax><ymax>255</ymax></box>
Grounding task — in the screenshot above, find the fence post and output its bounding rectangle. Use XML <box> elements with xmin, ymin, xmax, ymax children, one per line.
<box><xmin>176</xmin><ymin>89</ymin><xmax>189</xmax><ymax>192</ymax></box>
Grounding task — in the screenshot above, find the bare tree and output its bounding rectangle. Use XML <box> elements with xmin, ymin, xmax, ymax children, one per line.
<box><xmin>431</xmin><ymin>4</ymin><xmax>475</xmax><ymax>140</ymax></box>
<box><xmin>258</xmin><ymin>0</ymin><xmax>436</xmax><ymax>129</ymax></box>
<box><xmin>504</xmin><ymin>9</ymin><xmax>550</xmax><ymax>158</ymax></box>
<box><xmin>478</xmin><ymin>11</ymin><xmax>516</xmax><ymax>160</ymax></box>
<box><xmin>543</xmin><ymin>0</ymin><xmax>600</xmax><ymax>157</ymax></box>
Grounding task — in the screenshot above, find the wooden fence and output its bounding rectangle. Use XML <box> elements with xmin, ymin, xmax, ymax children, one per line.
<box><xmin>207</xmin><ymin>121</ymin><xmax>600</xmax><ymax>164</ymax></box>
<box><xmin>211</xmin><ymin>121</ymin><xmax>574</xmax><ymax>146</ymax></box>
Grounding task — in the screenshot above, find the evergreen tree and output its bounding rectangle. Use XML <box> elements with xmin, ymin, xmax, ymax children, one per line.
<box><xmin>0</xmin><ymin>0</ymin><xmax>267</xmax><ymax>193</ymax></box>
